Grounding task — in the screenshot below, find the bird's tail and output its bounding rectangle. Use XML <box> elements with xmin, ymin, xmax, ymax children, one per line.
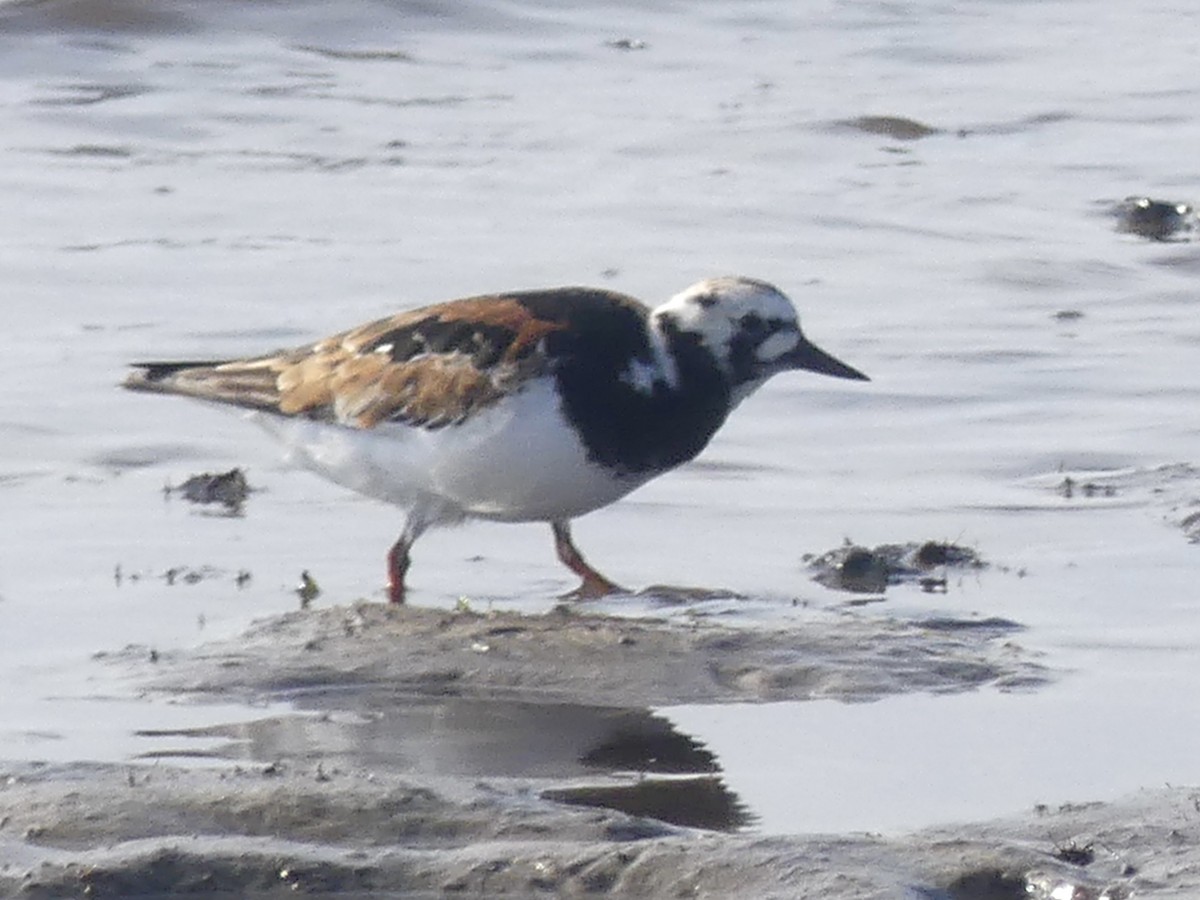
<box><xmin>123</xmin><ymin>360</ymin><xmax>284</xmax><ymax>412</ymax></box>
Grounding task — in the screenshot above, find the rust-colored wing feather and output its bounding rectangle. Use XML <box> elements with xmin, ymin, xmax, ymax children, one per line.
<box><xmin>124</xmin><ymin>296</ymin><xmax>568</xmax><ymax>429</ymax></box>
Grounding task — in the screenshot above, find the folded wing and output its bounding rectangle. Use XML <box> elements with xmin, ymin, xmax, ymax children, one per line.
<box><xmin>124</xmin><ymin>296</ymin><xmax>565</xmax><ymax>430</ymax></box>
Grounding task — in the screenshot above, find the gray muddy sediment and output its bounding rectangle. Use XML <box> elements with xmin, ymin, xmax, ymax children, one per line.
<box><xmin>3</xmin><ymin>596</ymin><xmax>1197</xmax><ymax>898</ymax></box>
<box><xmin>0</xmin><ymin>600</ymin><xmax>1075</xmax><ymax>898</ymax></box>
<box><xmin>129</xmin><ymin>601</ymin><xmax>1047</xmax><ymax>707</ymax></box>
<box><xmin>3</xmin><ymin>759</ymin><xmax>1197</xmax><ymax>898</ymax></box>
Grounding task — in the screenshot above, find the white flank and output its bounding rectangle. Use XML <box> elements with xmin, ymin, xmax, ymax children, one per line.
<box><xmin>249</xmin><ymin>378</ymin><xmax>649</xmax><ymax>525</ymax></box>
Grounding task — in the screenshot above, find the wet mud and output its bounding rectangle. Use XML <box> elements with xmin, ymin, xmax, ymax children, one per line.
<box><xmin>0</xmin><ymin>598</ymin><xmax>1071</xmax><ymax>897</ymax></box>
<box><xmin>3</xmin><ymin>758</ymin><xmax>1196</xmax><ymax>898</ymax></box>
<box><xmin>4</xmin><ymin>530</ymin><xmax>1200</xmax><ymax>898</ymax></box>
<box><xmin>129</xmin><ymin>600</ymin><xmax>1046</xmax><ymax>707</ymax></box>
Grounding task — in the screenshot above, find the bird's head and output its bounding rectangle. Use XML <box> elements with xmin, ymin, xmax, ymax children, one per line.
<box><xmin>652</xmin><ymin>276</ymin><xmax>868</xmax><ymax>401</ymax></box>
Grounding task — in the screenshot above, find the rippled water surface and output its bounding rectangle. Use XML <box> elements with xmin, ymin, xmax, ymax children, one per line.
<box><xmin>3</xmin><ymin>0</ymin><xmax>1200</xmax><ymax>835</ymax></box>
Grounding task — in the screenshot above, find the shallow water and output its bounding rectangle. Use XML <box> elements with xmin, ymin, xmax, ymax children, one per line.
<box><xmin>3</xmin><ymin>0</ymin><xmax>1200</xmax><ymax>836</ymax></box>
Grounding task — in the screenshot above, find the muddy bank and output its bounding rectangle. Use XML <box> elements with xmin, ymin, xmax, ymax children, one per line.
<box><xmin>128</xmin><ymin>601</ymin><xmax>1047</xmax><ymax>708</ymax></box>
<box><xmin>2</xmin><ymin>759</ymin><xmax>1196</xmax><ymax>898</ymax></box>
<box><xmin>0</xmin><ymin>602</ymin><xmax>1082</xmax><ymax>898</ymax></box>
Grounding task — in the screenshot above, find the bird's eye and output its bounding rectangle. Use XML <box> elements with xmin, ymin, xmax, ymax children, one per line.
<box><xmin>739</xmin><ymin>313</ymin><xmax>766</xmax><ymax>334</ymax></box>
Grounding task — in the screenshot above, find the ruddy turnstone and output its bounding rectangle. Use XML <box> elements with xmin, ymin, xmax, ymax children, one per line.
<box><xmin>125</xmin><ymin>276</ymin><xmax>868</xmax><ymax>603</ymax></box>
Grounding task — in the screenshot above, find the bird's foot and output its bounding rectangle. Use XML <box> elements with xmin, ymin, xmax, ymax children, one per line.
<box><xmin>551</xmin><ymin>520</ymin><xmax>627</xmax><ymax>600</ymax></box>
<box><xmin>559</xmin><ymin>573</ymin><xmax>629</xmax><ymax>600</ymax></box>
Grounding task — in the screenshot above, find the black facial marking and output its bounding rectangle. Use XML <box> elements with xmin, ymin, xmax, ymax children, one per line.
<box><xmin>727</xmin><ymin>316</ymin><xmax>790</xmax><ymax>385</ymax></box>
<box><xmin>738</xmin><ymin>312</ymin><xmax>765</xmax><ymax>334</ymax></box>
<box><xmin>503</xmin><ymin>289</ymin><xmax>733</xmax><ymax>476</ymax></box>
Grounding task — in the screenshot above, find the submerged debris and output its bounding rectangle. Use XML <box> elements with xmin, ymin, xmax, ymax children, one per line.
<box><xmin>806</xmin><ymin>540</ymin><xmax>986</xmax><ymax>595</ymax></box>
<box><xmin>1114</xmin><ymin>196</ymin><xmax>1194</xmax><ymax>241</ymax></box>
<box><xmin>162</xmin><ymin>565</ymin><xmax>222</xmax><ymax>586</ymax></box>
<box><xmin>113</xmin><ymin>564</ymin><xmax>249</xmax><ymax>589</ymax></box>
<box><xmin>1058</xmin><ymin>477</ymin><xmax>1117</xmax><ymax>500</ymax></box>
<box><xmin>165</xmin><ymin>467</ymin><xmax>251</xmax><ymax>514</ymax></box>
<box><xmin>835</xmin><ymin>115</ymin><xmax>941</xmax><ymax>141</ymax></box>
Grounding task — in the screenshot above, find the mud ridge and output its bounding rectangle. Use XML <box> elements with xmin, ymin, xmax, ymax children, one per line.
<box><xmin>132</xmin><ymin>601</ymin><xmax>1048</xmax><ymax>708</ymax></box>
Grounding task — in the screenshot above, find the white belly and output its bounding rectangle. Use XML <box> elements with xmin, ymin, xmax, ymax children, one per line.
<box><xmin>249</xmin><ymin>379</ymin><xmax>646</xmax><ymax>523</ymax></box>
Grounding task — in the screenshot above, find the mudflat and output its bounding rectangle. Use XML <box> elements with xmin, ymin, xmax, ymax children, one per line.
<box><xmin>5</xmin><ymin>602</ymin><xmax>1196</xmax><ymax>898</ymax></box>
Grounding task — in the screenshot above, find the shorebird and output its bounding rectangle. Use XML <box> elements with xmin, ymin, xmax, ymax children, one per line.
<box><xmin>125</xmin><ymin>276</ymin><xmax>868</xmax><ymax>602</ymax></box>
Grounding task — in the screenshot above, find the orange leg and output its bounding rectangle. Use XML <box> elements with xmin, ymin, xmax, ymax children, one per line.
<box><xmin>552</xmin><ymin>520</ymin><xmax>625</xmax><ymax>599</ymax></box>
<box><xmin>387</xmin><ymin>514</ymin><xmax>433</xmax><ymax>605</ymax></box>
<box><xmin>386</xmin><ymin>534</ymin><xmax>411</xmax><ymax>605</ymax></box>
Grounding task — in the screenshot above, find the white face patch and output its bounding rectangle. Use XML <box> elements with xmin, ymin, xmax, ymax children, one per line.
<box><xmin>652</xmin><ymin>276</ymin><xmax>803</xmax><ymax>377</ymax></box>
<box><xmin>755</xmin><ymin>329</ymin><xmax>797</xmax><ymax>364</ymax></box>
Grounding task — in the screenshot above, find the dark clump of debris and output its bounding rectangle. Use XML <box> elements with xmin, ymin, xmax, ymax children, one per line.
<box><xmin>806</xmin><ymin>540</ymin><xmax>985</xmax><ymax>595</ymax></box>
<box><xmin>1114</xmin><ymin>196</ymin><xmax>1194</xmax><ymax>241</ymax></box>
<box><xmin>1053</xmin><ymin>841</ymin><xmax>1096</xmax><ymax>867</ymax></box>
<box><xmin>295</xmin><ymin>570</ymin><xmax>321</xmax><ymax>609</ymax></box>
<box><xmin>165</xmin><ymin>468</ymin><xmax>251</xmax><ymax>514</ymax></box>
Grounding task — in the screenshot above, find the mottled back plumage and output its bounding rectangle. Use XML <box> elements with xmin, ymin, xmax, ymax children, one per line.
<box><xmin>127</xmin><ymin>290</ymin><xmax>632</xmax><ymax>428</ymax></box>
